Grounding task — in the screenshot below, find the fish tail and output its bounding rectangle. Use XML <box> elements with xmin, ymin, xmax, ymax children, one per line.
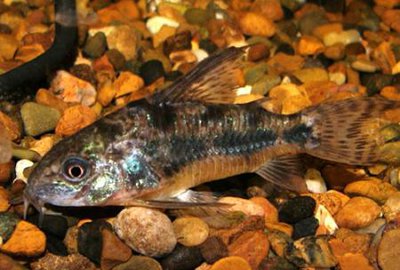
<box><xmin>302</xmin><ymin>97</ymin><xmax>399</xmax><ymax>166</ymax></box>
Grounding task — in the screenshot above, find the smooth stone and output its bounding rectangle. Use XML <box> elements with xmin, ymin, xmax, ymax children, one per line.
<box><xmin>292</xmin><ymin>217</ymin><xmax>319</xmax><ymax>240</ymax></box>
<box><xmin>0</xmin><ymin>161</ymin><xmax>13</xmax><ymax>183</ymax></box>
<box><xmin>334</xmin><ymin>197</ymin><xmax>381</xmax><ymax>229</ymax></box>
<box><xmin>14</xmin><ymin>159</ymin><xmax>34</xmax><ymax>184</ymax></box>
<box><xmin>29</xmin><ymin>135</ymin><xmax>57</xmax><ymax>157</ymax></box>
<box><xmin>218</xmin><ymin>197</ymin><xmax>264</xmax><ymax>216</ymax></box>
<box><xmin>345</xmin><ymin>42</ymin><xmax>366</xmax><ymax>56</ymax></box>
<box><xmin>0</xmin><ymin>111</ymin><xmax>20</xmax><ymax>141</ymax></box>
<box><xmin>278</xmin><ymin>196</ymin><xmax>316</xmax><ymax>224</ymax></box>
<box><xmin>323</xmin><ymin>29</ymin><xmax>361</xmax><ymax>47</ymax></box>
<box><xmin>239</xmin><ymin>12</ymin><xmax>276</xmax><ymax>37</ymax></box>
<box><xmin>139</xmin><ymin>60</ymin><xmax>165</xmax><ymax>85</ymax></box>
<box><xmin>100</xmin><ymin>228</ymin><xmax>132</xmax><ymax>270</ymax></box>
<box><xmin>184</xmin><ymin>8</ymin><xmax>209</xmax><ymax>25</ymax></box>
<box><xmin>382</xmin><ymin>192</ymin><xmax>400</xmax><ymax>221</ymax></box>
<box><xmin>113</xmin><ymin>71</ymin><xmax>144</xmax><ymax>98</ymax></box>
<box><xmin>0</xmin><ymin>34</ymin><xmax>18</xmax><ymax>60</ymax></box>
<box><xmin>146</xmin><ymin>16</ymin><xmax>179</xmax><ymax>34</ymax></box>
<box><xmin>360</xmin><ymin>73</ymin><xmax>393</xmax><ymax>96</ymax></box>
<box><xmin>78</xmin><ymin>220</ymin><xmax>111</xmax><ymax>265</ymax></box>
<box><xmin>31</xmin><ymin>253</ymin><xmax>97</xmax><ymax>270</ymax></box>
<box><xmin>247</xmin><ymin>43</ymin><xmax>270</xmax><ymax>62</ymax></box>
<box><xmin>161</xmin><ymin>244</ymin><xmax>204</xmax><ymax>270</ymax></box>
<box><xmin>83</xmin><ymin>32</ymin><xmax>107</xmax><ymax>59</ymax></box>
<box><xmin>0</xmin><ymin>186</ymin><xmax>9</xmax><ymax>212</ymax></box>
<box><xmin>20</xmin><ymin>102</ymin><xmax>60</xmax><ymax>136</ymax></box>
<box><xmin>200</xmin><ymin>236</ymin><xmax>228</xmax><ymax>264</ymax></box>
<box><xmin>63</xmin><ymin>225</ymin><xmax>79</xmax><ymax>254</ymax></box>
<box><xmin>163</xmin><ymin>30</ymin><xmax>192</xmax><ymax>56</ymax></box>
<box><xmin>251</xmin><ymin>74</ymin><xmax>281</xmax><ymax>96</ymax></box>
<box><xmin>106</xmin><ymin>25</ymin><xmax>139</xmax><ymax>60</ymax></box>
<box><xmin>286</xmin><ymin>236</ymin><xmax>337</xmax><ymax>268</ymax></box>
<box><xmin>250</xmin><ymin>196</ymin><xmax>279</xmax><ymax>224</ymax></box>
<box><xmin>258</xmin><ymin>255</ymin><xmax>297</xmax><ymax>270</ymax></box>
<box><xmin>114</xmin><ymin>207</ymin><xmax>176</xmax><ymax>257</ymax></box>
<box><xmin>173</xmin><ymin>217</ymin><xmax>209</xmax><ymax>247</ymax></box>
<box><xmin>298</xmin><ymin>12</ymin><xmax>327</xmax><ymax>35</ymax></box>
<box><xmin>305</xmin><ymin>168</ymin><xmax>327</xmax><ymax>193</ymax></box>
<box><xmin>0</xmin><ymin>220</ymin><xmax>46</xmax><ymax>257</ymax></box>
<box><xmin>331</xmin><ymin>228</ymin><xmax>372</xmax><ymax>256</ymax></box>
<box><xmin>0</xmin><ymin>253</ymin><xmax>27</xmax><ymax>270</ymax></box>
<box><xmin>244</xmin><ymin>63</ymin><xmax>269</xmax><ymax>85</ymax></box>
<box><xmin>338</xmin><ymin>253</ymin><xmax>374</xmax><ymax>270</ymax></box>
<box><xmin>0</xmin><ymin>212</ymin><xmax>19</xmax><ymax>243</ymax></box>
<box><xmin>105</xmin><ymin>49</ymin><xmax>126</xmax><ymax>71</ymax></box>
<box><xmin>351</xmin><ymin>59</ymin><xmax>378</xmax><ymax>73</ymax></box>
<box><xmin>378</xmin><ymin>228</ymin><xmax>400</xmax><ymax>270</ymax></box>
<box><xmin>210</xmin><ymin>256</ymin><xmax>252</xmax><ymax>270</ymax></box>
<box><xmin>344</xmin><ymin>178</ymin><xmax>397</xmax><ymax>204</ymax></box>
<box><xmin>35</xmin><ymin>88</ymin><xmax>68</xmax><ymax>113</ymax></box>
<box><xmin>293</xmin><ymin>68</ymin><xmax>329</xmax><ymax>83</ymax></box>
<box><xmin>112</xmin><ymin>256</ymin><xmax>162</xmax><ymax>270</ymax></box>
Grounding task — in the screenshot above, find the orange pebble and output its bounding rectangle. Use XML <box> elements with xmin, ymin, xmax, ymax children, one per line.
<box><xmin>210</xmin><ymin>256</ymin><xmax>252</xmax><ymax>270</ymax></box>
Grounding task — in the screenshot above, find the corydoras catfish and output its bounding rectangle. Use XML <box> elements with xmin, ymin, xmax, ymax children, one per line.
<box><xmin>24</xmin><ymin>47</ymin><xmax>399</xmax><ymax>214</ymax></box>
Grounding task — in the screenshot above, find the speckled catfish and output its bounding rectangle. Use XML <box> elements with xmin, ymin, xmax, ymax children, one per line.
<box><xmin>24</xmin><ymin>47</ymin><xmax>399</xmax><ymax>213</ymax></box>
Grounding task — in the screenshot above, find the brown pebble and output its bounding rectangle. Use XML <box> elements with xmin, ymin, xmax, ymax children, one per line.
<box><xmin>55</xmin><ymin>105</ymin><xmax>97</xmax><ymax>136</ymax></box>
<box><xmin>228</xmin><ymin>230</ymin><xmax>269</xmax><ymax>270</ymax></box>
<box><xmin>200</xmin><ymin>236</ymin><xmax>228</xmax><ymax>264</ymax></box>
<box><xmin>338</xmin><ymin>253</ymin><xmax>374</xmax><ymax>270</ymax></box>
<box><xmin>239</xmin><ymin>12</ymin><xmax>276</xmax><ymax>37</ymax></box>
<box><xmin>0</xmin><ymin>111</ymin><xmax>20</xmax><ymax>141</ymax></box>
<box><xmin>31</xmin><ymin>253</ymin><xmax>97</xmax><ymax>270</ymax></box>
<box><xmin>101</xmin><ymin>228</ymin><xmax>132</xmax><ymax>270</ymax></box>
<box><xmin>0</xmin><ymin>161</ymin><xmax>13</xmax><ymax>183</ymax></box>
<box><xmin>0</xmin><ymin>186</ymin><xmax>10</xmax><ymax>212</ymax></box>
<box><xmin>35</xmin><ymin>88</ymin><xmax>69</xmax><ymax>113</ymax></box>
<box><xmin>329</xmin><ymin>228</ymin><xmax>372</xmax><ymax>257</ymax></box>
<box><xmin>248</xmin><ymin>43</ymin><xmax>270</xmax><ymax>62</ymax></box>
<box><xmin>335</xmin><ymin>197</ymin><xmax>381</xmax><ymax>230</ymax></box>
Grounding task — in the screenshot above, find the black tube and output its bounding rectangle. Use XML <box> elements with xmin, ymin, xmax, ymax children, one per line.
<box><xmin>0</xmin><ymin>0</ymin><xmax>78</xmax><ymax>103</ymax></box>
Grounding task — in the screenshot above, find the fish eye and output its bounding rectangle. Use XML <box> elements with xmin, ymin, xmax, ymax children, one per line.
<box><xmin>62</xmin><ymin>157</ymin><xmax>90</xmax><ymax>182</ymax></box>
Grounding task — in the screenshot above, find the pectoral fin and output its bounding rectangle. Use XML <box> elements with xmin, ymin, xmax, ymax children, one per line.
<box><xmin>255</xmin><ymin>155</ymin><xmax>308</xmax><ymax>193</ymax></box>
<box><xmin>150</xmin><ymin>46</ymin><xmax>247</xmax><ymax>105</ymax></box>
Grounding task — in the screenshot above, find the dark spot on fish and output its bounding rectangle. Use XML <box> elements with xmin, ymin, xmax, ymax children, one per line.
<box><xmin>283</xmin><ymin>124</ymin><xmax>313</xmax><ymax>144</ymax></box>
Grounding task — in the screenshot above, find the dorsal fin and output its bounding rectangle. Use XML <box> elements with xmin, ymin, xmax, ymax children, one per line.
<box><xmin>150</xmin><ymin>46</ymin><xmax>247</xmax><ymax>105</ymax></box>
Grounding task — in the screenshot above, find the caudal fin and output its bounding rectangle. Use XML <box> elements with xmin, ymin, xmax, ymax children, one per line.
<box><xmin>302</xmin><ymin>97</ymin><xmax>399</xmax><ymax>166</ymax></box>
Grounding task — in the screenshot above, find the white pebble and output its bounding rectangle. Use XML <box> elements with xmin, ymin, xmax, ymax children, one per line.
<box><xmin>305</xmin><ymin>168</ymin><xmax>327</xmax><ymax>193</ymax></box>
<box><xmin>13</xmin><ymin>159</ymin><xmax>34</xmax><ymax>184</ymax></box>
<box><xmin>146</xmin><ymin>16</ymin><xmax>179</xmax><ymax>34</ymax></box>
<box><xmin>323</xmin><ymin>29</ymin><xmax>361</xmax><ymax>47</ymax></box>
<box><xmin>315</xmin><ymin>204</ymin><xmax>338</xmax><ymax>234</ymax></box>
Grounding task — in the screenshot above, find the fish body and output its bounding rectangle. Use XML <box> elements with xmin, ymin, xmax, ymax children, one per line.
<box><xmin>24</xmin><ymin>47</ymin><xmax>399</xmax><ymax>210</ymax></box>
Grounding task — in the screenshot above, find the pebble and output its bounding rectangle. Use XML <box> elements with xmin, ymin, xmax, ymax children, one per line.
<box><xmin>161</xmin><ymin>244</ymin><xmax>204</xmax><ymax>270</ymax></box>
<box><xmin>250</xmin><ymin>74</ymin><xmax>281</xmax><ymax>96</ymax></box>
<box><xmin>344</xmin><ymin>178</ymin><xmax>398</xmax><ymax>204</ymax></box>
<box><xmin>69</xmin><ymin>64</ymin><xmax>97</xmax><ymax>87</ymax></box>
<box><xmin>101</xmin><ymin>227</ymin><xmax>132</xmax><ymax>270</ymax></box>
<box><xmin>0</xmin><ymin>186</ymin><xmax>9</xmax><ymax>212</ymax></box>
<box><xmin>113</xmin><ymin>256</ymin><xmax>162</xmax><ymax>270</ymax></box>
<box><xmin>0</xmin><ymin>111</ymin><xmax>20</xmax><ymax>141</ymax></box>
<box><xmin>278</xmin><ymin>196</ymin><xmax>316</xmax><ymax>224</ymax></box>
<box><xmin>105</xmin><ymin>49</ymin><xmax>126</xmax><ymax>71</ymax></box>
<box><xmin>63</xmin><ymin>225</ymin><xmax>79</xmax><ymax>254</ymax></box>
<box><xmin>314</xmin><ymin>204</ymin><xmax>339</xmax><ymax>234</ymax></box>
<box><xmin>35</xmin><ymin>88</ymin><xmax>68</xmax><ymax>113</ymax></box>
<box><xmin>334</xmin><ymin>197</ymin><xmax>381</xmax><ymax>229</ymax></box>
<box><xmin>293</xmin><ymin>217</ymin><xmax>319</xmax><ymax>240</ymax></box>
<box><xmin>51</xmin><ymin>71</ymin><xmax>97</xmax><ymax>106</ymax></box>
<box><xmin>382</xmin><ymin>192</ymin><xmax>400</xmax><ymax>221</ymax></box>
<box><xmin>146</xmin><ymin>16</ymin><xmax>180</xmax><ymax>35</ymax></box>
<box><xmin>265</xmin><ymin>222</ymin><xmax>293</xmax><ymax>237</ymax></box>
<box><xmin>106</xmin><ymin>25</ymin><xmax>139</xmax><ymax>60</ymax></box>
<box><xmin>323</xmin><ymin>29</ymin><xmax>361</xmax><ymax>47</ymax></box>
<box><xmin>304</xmin><ymin>168</ymin><xmax>327</xmax><ymax>193</ymax></box>
<box><xmin>0</xmin><ymin>252</ymin><xmax>26</xmax><ymax>270</ymax></box>
<box><xmin>297</xmin><ymin>35</ymin><xmax>324</xmax><ymax>56</ymax></box>
<box><xmin>378</xmin><ymin>227</ymin><xmax>400</xmax><ymax>270</ymax></box>
<box><xmin>114</xmin><ymin>207</ymin><xmax>177</xmax><ymax>257</ymax></box>
<box><xmin>200</xmin><ymin>236</ymin><xmax>228</xmax><ymax>264</ymax></box>
<box><xmin>97</xmin><ymin>80</ymin><xmax>116</xmax><ymax>107</ymax></box>
<box><xmin>173</xmin><ymin>217</ymin><xmax>209</xmax><ymax>247</ymax></box>
<box><xmin>163</xmin><ymin>30</ymin><xmax>192</xmax><ymax>56</ymax></box>
<box><xmin>293</xmin><ymin>68</ymin><xmax>329</xmax><ymax>83</ymax></box>
<box><xmin>0</xmin><ymin>34</ymin><xmax>18</xmax><ymax>60</ymax></box>
<box><xmin>55</xmin><ymin>105</ymin><xmax>97</xmax><ymax>136</ymax></box>
<box><xmin>338</xmin><ymin>253</ymin><xmax>374</xmax><ymax>270</ymax></box>
<box><xmin>351</xmin><ymin>59</ymin><xmax>379</xmax><ymax>73</ymax></box>
<box><xmin>227</xmin><ymin>230</ymin><xmax>269</xmax><ymax>270</ymax></box>
<box><xmin>239</xmin><ymin>12</ymin><xmax>276</xmax><ymax>37</ymax></box>
<box><xmin>0</xmin><ymin>220</ymin><xmax>46</xmax><ymax>257</ymax></box>
<box><xmin>20</xmin><ymin>102</ymin><xmax>61</xmax><ymax>136</ymax></box>
<box><xmin>330</xmin><ymin>228</ymin><xmax>372</xmax><ymax>256</ymax></box>
<box><xmin>247</xmin><ymin>43</ymin><xmax>270</xmax><ymax>62</ymax></box>
<box><xmin>218</xmin><ymin>196</ymin><xmax>264</xmax><ymax>216</ymax></box>
<box><xmin>0</xmin><ymin>130</ymin><xmax>11</xmax><ymax>164</ymax></box>
<box><xmin>139</xmin><ymin>59</ymin><xmax>165</xmax><ymax>85</ymax></box>
<box><xmin>250</xmin><ymin>196</ymin><xmax>278</xmax><ymax>224</ymax></box>
<box><xmin>268</xmin><ymin>230</ymin><xmax>292</xmax><ymax>257</ymax></box>
<box><xmin>78</xmin><ymin>220</ymin><xmax>111</xmax><ymax>265</ymax></box>
<box><xmin>286</xmin><ymin>236</ymin><xmax>337</xmax><ymax>268</ymax></box>
<box><xmin>381</xmin><ymin>85</ymin><xmax>400</xmax><ymax>101</ymax></box>
<box><xmin>114</xmin><ymin>71</ymin><xmax>144</xmax><ymax>98</ymax></box>
<box><xmin>0</xmin><ymin>161</ymin><xmax>12</xmax><ymax>183</ymax></box>
<box><xmin>210</xmin><ymin>256</ymin><xmax>252</xmax><ymax>270</ymax></box>
<box><xmin>29</xmin><ymin>135</ymin><xmax>56</xmax><ymax>157</ymax></box>
<box><xmin>14</xmin><ymin>159</ymin><xmax>34</xmax><ymax>184</ymax></box>
<box><xmin>28</xmin><ymin>214</ymin><xmax>68</xmax><ymax>240</ymax></box>
<box><xmin>0</xmin><ymin>212</ymin><xmax>19</xmax><ymax>243</ymax></box>
<box><xmin>31</xmin><ymin>253</ymin><xmax>97</xmax><ymax>270</ymax></box>
<box><xmin>83</xmin><ymin>32</ymin><xmax>107</xmax><ymax>59</ymax></box>
<box><xmin>324</xmin><ymin>44</ymin><xmax>345</xmax><ymax>60</ymax></box>
<box><xmin>360</xmin><ymin>73</ymin><xmax>393</xmax><ymax>96</ymax></box>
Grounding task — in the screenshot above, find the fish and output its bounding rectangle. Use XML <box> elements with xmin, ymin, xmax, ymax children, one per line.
<box><xmin>24</xmin><ymin>46</ymin><xmax>399</xmax><ymax>215</ymax></box>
